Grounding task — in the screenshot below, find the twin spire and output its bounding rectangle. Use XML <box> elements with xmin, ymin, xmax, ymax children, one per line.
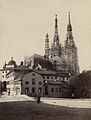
<box><xmin>45</xmin><ymin>12</ymin><xmax>73</xmax><ymax>44</ymax></box>
<box><xmin>45</xmin><ymin>12</ymin><xmax>74</xmax><ymax>58</ymax></box>
<box><xmin>54</xmin><ymin>12</ymin><xmax>72</xmax><ymax>33</ymax></box>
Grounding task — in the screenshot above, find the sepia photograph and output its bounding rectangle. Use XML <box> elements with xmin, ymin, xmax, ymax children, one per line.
<box><xmin>0</xmin><ymin>0</ymin><xmax>91</xmax><ymax>120</ymax></box>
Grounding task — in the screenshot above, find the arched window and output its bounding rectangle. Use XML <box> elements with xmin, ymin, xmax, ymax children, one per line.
<box><xmin>32</xmin><ymin>78</ymin><xmax>36</xmax><ymax>85</ymax></box>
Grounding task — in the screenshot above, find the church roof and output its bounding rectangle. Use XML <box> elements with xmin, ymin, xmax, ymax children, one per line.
<box><xmin>31</xmin><ymin>54</ymin><xmax>49</xmax><ymax>61</ymax></box>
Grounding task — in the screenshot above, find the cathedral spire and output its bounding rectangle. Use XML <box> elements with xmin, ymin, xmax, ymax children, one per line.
<box><xmin>45</xmin><ymin>33</ymin><xmax>49</xmax><ymax>58</ymax></box>
<box><xmin>68</xmin><ymin>12</ymin><xmax>71</xmax><ymax>25</ymax></box>
<box><xmin>65</xmin><ymin>12</ymin><xmax>75</xmax><ymax>47</ymax></box>
<box><xmin>67</xmin><ymin>12</ymin><xmax>72</xmax><ymax>31</ymax></box>
<box><xmin>53</xmin><ymin>14</ymin><xmax>59</xmax><ymax>45</ymax></box>
<box><xmin>55</xmin><ymin>14</ymin><xmax>58</xmax><ymax>33</ymax></box>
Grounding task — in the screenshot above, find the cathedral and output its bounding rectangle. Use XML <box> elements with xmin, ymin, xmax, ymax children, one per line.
<box><xmin>45</xmin><ymin>12</ymin><xmax>79</xmax><ymax>75</ymax></box>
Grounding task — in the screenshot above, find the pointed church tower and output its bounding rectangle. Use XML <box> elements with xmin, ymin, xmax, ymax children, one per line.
<box><xmin>65</xmin><ymin>12</ymin><xmax>79</xmax><ymax>75</ymax></box>
<box><xmin>50</xmin><ymin>15</ymin><xmax>61</xmax><ymax>57</ymax></box>
<box><xmin>45</xmin><ymin>33</ymin><xmax>49</xmax><ymax>58</ymax></box>
<box><xmin>53</xmin><ymin>14</ymin><xmax>59</xmax><ymax>46</ymax></box>
<box><xmin>65</xmin><ymin>12</ymin><xmax>75</xmax><ymax>47</ymax></box>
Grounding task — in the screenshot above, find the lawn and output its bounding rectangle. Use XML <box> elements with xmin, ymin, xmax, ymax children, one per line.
<box><xmin>0</xmin><ymin>100</ymin><xmax>91</xmax><ymax>120</ymax></box>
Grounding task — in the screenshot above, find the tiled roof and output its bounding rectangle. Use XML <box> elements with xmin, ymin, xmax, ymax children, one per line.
<box><xmin>0</xmin><ymin>67</ymin><xmax>14</xmax><ymax>71</ymax></box>
<box><xmin>34</xmin><ymin>70</ymin><xmax>70</xmax><ymax>77</ymax></box>
<box><xmin>34</xmin><ymin>70</ymin><xmax>57</xmax><ymax>75</ymax></box>
<box><xmin>14</xmin><ymin>73</ymin><xmax>25</xmax><ymax>81</ymax></box>
<box><xmin>6</xmin><ymin>66</ymin><xmax>32</xmax><ymax>75</ymax></box>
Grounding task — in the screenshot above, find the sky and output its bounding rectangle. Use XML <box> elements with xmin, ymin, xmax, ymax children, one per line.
<box><xmin>0</xmin><ymin>0</ymin><xmax>91</xmax><ymax>72</ymax></box>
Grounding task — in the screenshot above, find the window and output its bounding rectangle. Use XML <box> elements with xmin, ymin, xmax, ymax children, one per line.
<box><xmin>25</xmin><ymin>87</ymin><xmax>29</xmax><ymax>93</ymax></box>
<box><xmin>32</xmin><ymin>87</ymin><xmax>35</xmax><ymax>93</ymax></box>
<box><xmin>55</xmin><ymin>88</ymin><xmax>58</xmax><ymax>92</ymax></box>
<box><xmin>32</xmin><ymin>78</ymin><xmax>36</xmax><ymax>85</ymax></box>
<box><xmin>6</xmin><ymin>71</ymin><xmax>7</xmax><ymax>73</ymax></box>
<box><xmin>47</xmin><ymin>76</ymin><xmax>49</xmax><ymax>79</ymax></box>
<box><xmin>55</xmin><ymin>76</ymin><xmax>57</xmax><ymax>79</ymax></box>
<box><xmin>59</xmin><ymin>88</ymin><xmax>61</xmax><ymax>92</ymax></box>
<box><xmin>25</xmin><ymin>81</ymin><xmax>29</xmax><ymax>84</ymax></box>
<box><xmin>2</xmin><ymin>75</ymin><xmax>4</xmax><ymax>78</ymax></box>
<box><xmin>51</xmin><ymin>88</ymin><xmax>54</xmax><ymax>92</ymax></box>
<box><xmin>39</xmin><ymin>81</ymin><xmax>42</xmax><ymax>85</ymax></box>
<box><xmin>38</xmin><ymin>87</ymin><xmax>42</xmax><ymax>93</ymax></box>
<box><xmin>61</xmin><ymin>77</ymin><xmax>64</xmax><ymax>81</ymax></box>
<box><xmin>51</xmin><ymin>76</ymin><xmax>53</xmax><ymax>79</ymax></box>
<box><xmin>32</xmin><ymin>73</ymin><xmax>35</xmax><ymax>76</ymax></box>
<box><xmin>2</xmin><ymin>71</ymin><xmax>4</xmax><ymax>73</ymax></box>
<box><xmin>7</xmin><ymin>81</ymin><xmax>9</xmax><ymax>85</ymax></box>
<box><xmin>64</xmin><ymin>77</ymin><xmax>67</xmax><ymax>81</ymax></box>
<box><xmin>42</xmin><ymin>76</ymin><xmax>45</xmax><ymax>79</ymax></box>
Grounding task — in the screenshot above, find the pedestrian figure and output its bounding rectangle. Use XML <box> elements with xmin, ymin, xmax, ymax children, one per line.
<box><xmin>37</xmin><ymin>94</ymin><xmax>41</xmax><ymax>103</ymax></box>
<box><xmin>0</xmin><ymin>92</ymin><xmax>1</xmax><ymax>98</ymax></box>
<box><xmin>37</xmin><ymin>89</ymin><xmax>41</xmax><ymax>103</ymax></box>
<box><xmin>8</xmin><ymin>90</ymin><xmax>10</xmax><ymax>96</ymax></box>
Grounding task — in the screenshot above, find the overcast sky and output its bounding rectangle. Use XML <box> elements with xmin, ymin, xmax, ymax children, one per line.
<box><xmin>0</xmin><ymin>0</ymin><xmax>91</xmax><ymax>72</ymax></box>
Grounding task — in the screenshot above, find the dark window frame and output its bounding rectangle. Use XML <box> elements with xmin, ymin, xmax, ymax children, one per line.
<box><xmin>39</xmin><ymin>81</ymin><xmax>42</xmax><ymax>85</ymax></box>
<box><xmin>25</xmin><ymin>81</ymin><xmax>29</xmax><ymax>85</ymax></box>
<box><xmin>51</xmin><ymin>88</ymin><xmax>54</xmax><ymax>92</ymax></box>
<box><xmin>55</xmin><ymin>88</ymin><xmax>58</xmax><ymax>92</ymax></box>
<box><xmin>32</xmin><ymin>87</ymin><xmax>35</xmax><ymax>93</ymax></box>
<box><xmin>32</xmin><ymin>78</ymin><xmax>36</xmax><ymax>85</ymax></box>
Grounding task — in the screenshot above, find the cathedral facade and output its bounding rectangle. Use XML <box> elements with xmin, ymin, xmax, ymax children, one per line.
<box><xmin>45</xmin><ymin>13</ymin><xmax>79</xmax><ymax>75</ymax></box>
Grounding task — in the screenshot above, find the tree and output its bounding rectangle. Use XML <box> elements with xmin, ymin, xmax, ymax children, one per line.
<box><xmin>69</xmin><ymin>71</ymin><xmax>91</xmax><ymax>98</ymax></box>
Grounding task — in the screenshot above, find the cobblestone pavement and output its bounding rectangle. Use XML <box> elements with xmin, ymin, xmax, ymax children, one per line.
<box><xmin>0</xmin><ymin>94</ymin><xmax>91</xmax><ymax>120</ymax></box>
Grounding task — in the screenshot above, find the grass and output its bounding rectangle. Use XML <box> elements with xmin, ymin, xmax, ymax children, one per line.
<box><xmin>0</xmin><ymin>100</ymin><xmax>91</xmax><ymax>120</ymax></box>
